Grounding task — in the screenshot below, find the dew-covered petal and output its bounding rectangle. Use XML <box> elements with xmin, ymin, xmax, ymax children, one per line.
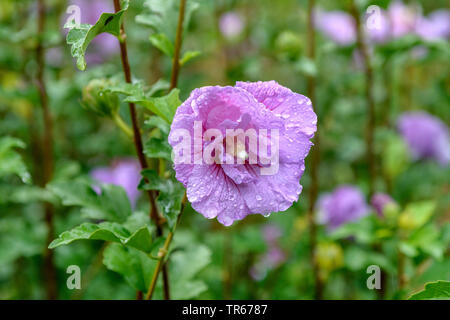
<box><xmin>187</xmin><ymin>165</ymin><xmax>250</xmax><ymax>226</ymax></box>
<box><xmin>238</xmin><ymin>162</ymin><xmax>305</xmax><ymax>215</ymax></box>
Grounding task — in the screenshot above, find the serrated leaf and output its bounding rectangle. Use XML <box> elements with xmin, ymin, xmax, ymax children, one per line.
<box><xmin>144</xmin><ymin>116</ymin><xmax>170</xmax><ymax>135</ymax></box>
<box><xmin>144</xmin><ymin>137</ymin><xmax>172</xmax><ymax>161</ymax></box>
<box><xmin>139</xmin><ymin>169</ymin><xmax>184</xmax><ymax>229</ymax></box>
<box><xmin>103</xmin><ymin>243</ymin><xmax>156</xmax><ymax>292</ymax></box>
<box><xmin>49</xmin><ymin>222</ymin><xmax>130</xmax><ymax>248</ymax></box>
<box><xmin>49</xmin><ymin>220</ymin><xmax>154</xmax><ymax>253</ymax></box>
<box><xmin>65</xmin><ymin>0</ymin><xmax>129</xmax><ymax>70</ymax></box>
<box><xmin>409</xmin><ymin>281</ymin><xmax>450</xmax><ymax>300</ymax></box>
<box><xmin>137</xmin><ymin>89</ymin><xmax>182</xmax><ymax>124</ymax></box>
<box><xmin>180</xmin><ymin>50</ymin><xmax>201</xmax><ymax>66</ymax></box>
<box><xmin>48</xmin><ymin>180</ymin><xmax>132</xmax><ymax>223</ymax></box>
<box><xmin>104</xmin><ymin>80</ymin><xmax>178</xmax><ymax>123</ymax></box>
<box><xmin>149</xmin><ymin>33</ymin><xmax>174</xmax><ymax>57</ymax></box>
<box><xmin>0</xmin><ymin>136</ymin><xmax>30</xmax><ymax>183</ymax></box>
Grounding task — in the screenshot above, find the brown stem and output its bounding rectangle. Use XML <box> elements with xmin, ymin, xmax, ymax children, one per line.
<box><xmin>350</xmin><ymin>0</ymin><xmax>376</xmax><ymax>197</ymax></box>
<box><xmin>112</xmin><ymin>0</ymin><xmax>170</xmax><ymax>299</ymax></box>
<box><xmin>169</xmin><ymin>0</ymin><xmax>186</xmax><ymax>91</ymax></box>
<box><xmin>306</xmin><ymin>0</ymin><xmax>323</xmax><ymax>300</ymax></box>
<box><xmin>36</xmin><ymin>0</ymin><xmax>57</xmax><ymax>300</ymax></box>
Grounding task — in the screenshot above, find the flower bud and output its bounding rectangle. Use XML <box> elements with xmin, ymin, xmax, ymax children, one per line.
<box><xmin>82</xmin><ymin>79</ymin><xmax>119</xmax><ymax>117</ymax></box>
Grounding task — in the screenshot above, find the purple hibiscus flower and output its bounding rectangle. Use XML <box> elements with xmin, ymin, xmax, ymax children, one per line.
<box><xmin>397</xmin><ymin>111</ymin><xmax>450</xmax><ymax>166</ymax></box>
<box><xmin>371</xmin><ymin>193</ymin><xmax>395</xmax><ymax>217</ymax></box>
<box><xmin>168</xmin><ymin>81</ymin><xmax>317</xmax><ymax>226</ymax></box>
<box><xmin>90</xmin><ymin>158</ymin><xmax>141</xmax><ymax>208</ymax></box>
<box><xmin>317</xmin><ymin>185</ymin><xmax>370</xmax><ymax>230</ymax></box>
<box><xmin>415</xmin><ymin>10</ymin><xmax>450</xmax><ymax>41</ymax></box>
<box><xmin>219</xmin><ymin>12</ymin><xmax>245</xmax><ymax>39</ymax></box>
<box><xmin>314</xmin><ymin>9</ymin><xmax>357</xmax><ymax>46</ymax></box>
<box><xmin>64</xmin><ymin>0</ymin><xmax>119</xmax><ymax>65</ymax></box>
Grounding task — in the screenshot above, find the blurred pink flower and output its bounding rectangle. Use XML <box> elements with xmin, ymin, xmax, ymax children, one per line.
<box><xmin>388</xmin><ymin>1</ymin><xmax>419</xmax><ymax>38</ymax></box>
<box><xmin>314</xmin><ymin>9</ymin><xmax>357</xmax><ymax>46</ymax></box>
<box><xmin>219</xmin><ymin>12</ymin><xmax>244</xmax><ymax>39</ymax></box>
<box><xmin>90</xmin><ymin>158</ymin><xmax>141</xmax><ymax>208</ymax></box>
<box><xmin>415</xmin><ymin>10</ymin><xmax>450</xmax><ymax>41</ymax></box>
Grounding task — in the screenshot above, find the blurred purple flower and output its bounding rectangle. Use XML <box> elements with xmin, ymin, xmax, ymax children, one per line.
<box><xmin>91</xmin><ymin>158</ymin><xmax>141</xmax><ymax>208</ymax></box>
<box><xmin>314</xmin><ymin>9</ymin><xmax>357</xmax><ymax>46</ymax></box>
<box><xmin>365</xmin><ymin>9</ymin><xmax>391</xmax><ymax>44</ymax></box>
<box><xmin>219</xmin><ymin>12</ymin><xmax>244</xmax><ymax>39</ymax></box>
<box><xmin>371</xmin><ymin>193</ymin><xmax>394</xmax><ymax>217</ymax></box>
<box><xmin>415</xmin><ymin>10</ymin><xmax>450</xmax><ymax>41</ymax></box>
<box><xmin>397</xmin><ymin>111</ymin><xmax>450</xmax><ymax>166</ymax></box>
<box><xmin>64</xmin><ymin>0</ymin><xmax>118</xmax><ymax>65</ymax></box>
<box><xmin>250</xmin><ymin>224</ymin><xmax>286</xmax><ymax>280</ymax></box>
<box><xmin>388</xmin><ymin>1</ymin><xmax>419</xmax><ymax>38</ymax></box>
<box><xmin>317</xmin><ymin>185</ymin><xmax>370</xmax><ymax>230</ymax></box>
<box><xmin>262</xmin><ymin>224</ymin><xmax>282</xmax><ymax>245</ymax></box>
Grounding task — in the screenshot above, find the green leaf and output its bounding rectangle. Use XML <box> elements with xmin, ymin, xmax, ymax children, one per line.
<box><xmin>48</xmin><ymin>180</ymin><xmax>132</xmax><ymax>223</ymax></box>
<box><xmin>399</xmin><ymin>201</ymin><xmax>436</xmax><ymax>230</ymax></box>
<box><xmin>49</xmin><ymin>221</ymin><xmax>154</xmax><ymax>253</ymax></box>
<box><xmin>139</xmin><ymin>169</ymin><xmax>184</xmax><ymax>229</ymax></box>
<box><xmin>49</xmin><ymin>222</ymin><xmax>130</xmax><ymax>248</ymax></box>
<box><xmin>132</xmin><ymin>89</ymin><xmax>182</xmax><ymax>124</ymax></box>
<box><xmin>144</xmin><ymin>116</ymin><xmax>170</xmax><ymax>135</ymax></box>
<box><xmin>149</xmin><ymin>33</ymin><xmax>174</xmax><ymax>57</ymax></box>
<box><xmin>103</xmin><ymin>243</ymin><xmax>156</xmax><ymax>292</ymax></box>
<box><xmin>136</xmin><ymin>0</ymin><xmax>199</xmax><ymax>42</ymax></box>
<box><xmin>0</xmin><ymin>136</ymin><xmax>30</xmax><ymax>183</ymax></box>
<box><xmin>382</xmin><ymin>133</ymin><xmax>410</xmax><ymax>180</ymax></box>
<box><xmin>144</xmin><ymin>137</ymin><xmax>172</xmax><ymax>161</ymax></box>
<box><xmin>65</xmin><ymin>0</ymin><xmax>129</xmax><ymax>70</ymax></box>
<box><xmin>169</xmin><ymin>232</ymin><xmax>211</xmax><ymax>299</ymax></box>
<box><xmin>409</xmin><ymin>281</ymin><xmax>450</xmax><ymax>300</ymax></box>
<box><xmin>104</xmin><ymin>80</ymin><xmax>179</xmax><ymax>123</ymax></box>
<box><xmin>329</xmin><ymin>215</ymin><xmax>376</xmax><ymax>245</ymax></box>
<box><xmin>180</xmin><ymin>50</ymin><xmax>201</xmax><ymax>66</ymax></box>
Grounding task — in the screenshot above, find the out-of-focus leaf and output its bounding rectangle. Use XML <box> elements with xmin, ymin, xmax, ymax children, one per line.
<box><xmin>48</xmin><ymin>180</ymin><xmax>132</xmax><ymax>223</ymax></box>
<box><xmin>382</xmin><ymin>133</ymin><xmax>410</xmax><ymax>180</ymax></box>
<box><xmin>0</xmin><ymin>216</ymin><xmax>46</xmax><ymax>264</ymax></box>
<box><xmin>149</xmin><ymin>33</ymin><xmax>174</xmax><ymax>57</ymax></box>
<box><xmin>136</xmin><ymin>0</ymin><xmax>199</xmax><ymax>42</ymax></box>
<box><xmin>409</xmin><ymin>281</ymin><xmax>450</xmax><ymax>300</ymax></box>
<box><xmin>0</xmin><ymin>136</ymin><xmax>30</xmax><ymax>183</ymax></box>
<box><xmin>169</xmin><ymin>232</ymin><xmax>211</xmax><ymax>299</ymax></box>
<box><xmin>65</xmin><ymin>0</ymin><xmax>129</xmax><ymax>70</ymax></box>
<box><xmin>398</xmin><ymin>201</ymin><xmax>436</xmax><ymax>230</ymax></box>
<box><xmin>139</xmin><ymin>169</ymin><xmax>184</xmax><ymax>229</ymax></box>
<box><xmin>180</xmin><ymin>50</ymin><xmax>201</xmax><ymax>66</ymax></box>
<box><xmin>329</xmin><ymin>215</ymin><xmax>376</xmax><ymax>245</ymax></box>
<box><xmin>103</xmin><ymin>243</ymin><xmax>156</xmax><ymax>292</ymax></box>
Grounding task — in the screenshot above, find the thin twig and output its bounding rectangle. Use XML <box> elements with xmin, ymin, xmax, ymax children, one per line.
<box><xmin>350</xmin><ymin>0</ymin><xmax>376</xmax><ymax>197</ymax></box>
<box><xmin>36</xmin><ymin>0</ymin><xmax>57</xmax><ymax>300</ymax></box>
<box><xmin>305</xmin><ymin>0</ymin><xmax>323</xmax><ymax>300</ymax></box>
<box><xmin>112</xmin><ymin>0</ymin><xmax>170</xmax><ymax>299</ymax></box>
<box><xmin>169</xmin><ymin>0</ymin><xmax>187</xmax><ymax>91</ymax></box>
